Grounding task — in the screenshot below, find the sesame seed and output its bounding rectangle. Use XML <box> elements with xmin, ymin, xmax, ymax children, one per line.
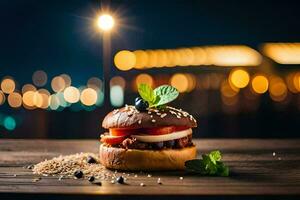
<box><xmin>157</xmin><ymin>178</ymin><xmax>162</xmax><ymax>184</ymax></box>
<box><xmin>160</xmin><ymin>113</ymin><xmax>167</xmax><ymax>118</ymax></box>
<box><xmin>147</xmin><ymin>174</ymin><xmax>152</xmax><ymax>177</ymax></box>
<box><xmin>150</xmin><ymin>115</ymin><xmax>153</xmax><ymax>118</ymax></box>
<box><xmin>151</xmin><ymin>119</ymin><xmax>156</xmax><ymax>123</ymax></box>
<box><xmin>272</xmin><ymin>152</ymin><xmax>276</xmax><ymax>156</ymax></box>
<box><xmin>179</xmin><ymin>177</ymin><xmax>184</xmax><ymax>180</ymax></box>
<box><xmin>156</xmin><ymin>113</ymin><xmax>161</xmax><ymax>115</ymax></box>
<box><xmin>111</xmin><ymin>180</ymin><xmax>115</xmax><ymax>184</ymax></box>
<box><xmin>278</xmin><ymin>157</ymin><xmax>282</xmax><ymax>160</ymax></box>
<box><xmin>138</xmin><ymin>120</ymin><xmax>142</xmax><ymax>124</ymax></box>
<box><xmin>148</xmin><ymin>111</ymin><xmax>152</xmax><ymax>114</ymax></box>
<box><xmin>177</xmin><ymin>115</ymin><xmax>181</xmax><ymax>118</ymax></box>
<box><xmin>140</xmin><ymin>183</ymin><xmax>145</xmax><ymax>187</ymax></box>
<box><xmin>134</xmin><ymin>174</ymin><xmax>138</xmax><ymax>177</ymax></box>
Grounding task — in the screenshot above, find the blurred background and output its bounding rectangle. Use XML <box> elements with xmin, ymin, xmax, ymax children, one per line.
<box><xmin>0</xmin><ymin>0</ymin><xmax>300</xmax><ymax>139</ymax></box>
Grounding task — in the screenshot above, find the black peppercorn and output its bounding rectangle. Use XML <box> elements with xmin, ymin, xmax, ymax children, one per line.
<box><xmin>74</xmin><ymin>170</ymin><xmax>83</xmax><ymax>179</ymax></box>
<box><xmin>87</xmin><ymin>156</ymin><xmax>97</xmax><ymax>164</ymax></box>
<box><xmin>116</xmin><ymin>176</ymin><xmax>124</xmax><ymax>184</ymax></box>
<box><xmin>88</xmin><ymin>176</ymin><xmax>95</xmax><ymax>182</ymax></box>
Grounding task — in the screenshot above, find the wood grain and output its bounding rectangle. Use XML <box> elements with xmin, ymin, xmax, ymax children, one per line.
<box><xmin>0</xmin><ymin>139</ymin><xmax>299</xmax><ymax>198</ymax></box>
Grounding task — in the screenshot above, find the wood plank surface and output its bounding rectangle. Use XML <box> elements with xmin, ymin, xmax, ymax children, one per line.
<box><xmin>0</xmin><ymin>139</ymin><xmax>299</xmax><ymax>198</ymax></box>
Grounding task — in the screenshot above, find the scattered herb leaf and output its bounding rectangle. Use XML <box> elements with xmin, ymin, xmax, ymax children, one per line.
<box><xmin>185</xmin><ymin>150</ymin><xmax>229</xmax><ymax>176</ymax></box>
<box><xmin>138</xmin><ymin>84</ymin><xmax>156</xmax><ymax>106</ymax></box>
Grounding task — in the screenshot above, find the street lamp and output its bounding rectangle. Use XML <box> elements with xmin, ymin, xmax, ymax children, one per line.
<box><xmin>96</xmin><ymin>13</ymin><xmax>115</xmax><ymax>110</ymax></box>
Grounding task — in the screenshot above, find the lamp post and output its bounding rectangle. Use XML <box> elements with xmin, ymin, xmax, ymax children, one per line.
<box><xmin>97</xmin><ymin>14</ymin><xmax>115</xmax><ymax>109</ymax></box>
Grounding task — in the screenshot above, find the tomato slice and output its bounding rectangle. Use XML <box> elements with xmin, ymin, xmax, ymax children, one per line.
<box><xmin>109</xmin><ymin>126</ymin><xmax>189</xmax><ymax>136</ymax></box>
<box><xmin>100</xmin><ymin>135</ymin><xmax>126</xmax><ymax>145</ymax></box>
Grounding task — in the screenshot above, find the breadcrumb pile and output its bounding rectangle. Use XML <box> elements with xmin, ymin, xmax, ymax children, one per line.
<box><xmin>32</xmin><ymin>153</ymin><xmax>112</xmax><ymax>180</ymax></box>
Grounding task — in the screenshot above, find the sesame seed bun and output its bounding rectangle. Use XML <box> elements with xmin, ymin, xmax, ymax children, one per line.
<box><xmin>99</xmin><ymin>144</ymin><xmax>197</xmax><ymax>171</ymax></box>
<box><xmin>102</xmin><ymin>105</ymin><xmax>197</xmax><ymax>129</ymax></box>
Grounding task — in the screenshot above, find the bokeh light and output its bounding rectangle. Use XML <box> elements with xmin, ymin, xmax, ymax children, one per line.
<box><xmin>110</xmin><ymin>76</ymin><xmax>126</xmax><ymax>89</ymax></box>
<box><xmin>251</xmin><ymin>74</ymin><xmax>269</xmax><ymax>94</ymax></box>
<box><xmin>80</xmin><ymin>88</ymin><xmax>98</xmax><ymax>106</ymax></box>
<box><xmin>191</xmin><ymin>47</ymin><xmax>207</xmax><ymax>66</ymax></box>
<box><xmin>63</xmin><ymin>86</ymin><xmax>80</xmax><ymax>103</ymax></box>
<box><xmin>156</xmin><ymin>50</ymin><xmax>168</xmax><ymax>67</ymax></box>
<box><xmin>263</xmin><ymin>43</ymin><xmax>300</xmax><ymax>64</ymax></box>
<box><xmin>60</xmin><ymin>74</ymin><xmax>71</xmax><ymax>88</ymax></box>
<box><xmin>51</xmin><ymin>76</ymin><xmax>66</xmax><ymax>92</ymax></box>
<box><xmin>32</xmin><ymin>70</ymin><xmax>47</xmax><ymax>87</ymax></box>
<box><xmin>110</xmin><ymin>85</ymin><xmax>124</xmax><ymax>107</ymax></box>
<box><xmin>49</xmin><ymin>94</ymin><xmax>60</xmax><ymax>110</ymax></box>
<box><xmin>170</xmin><ymin>73</ymin><xmax>189</xmax><ymax>92</ymax></box>
<box><xmin>0</xmin><ymin>90</ymin><xmax>5</xmax><ymax>105</ymax></box>
<box><xmin>8</xmin><ymin>92</ymin><xmax>22</xmax><ymax>108</ymax></box>
<box><xmin>22</xmin><ymin>84</ymin><xmax>36</xmax><ymax>94</ymax></box>
<box><xmin>1</xmin><ymin>78</ymin><xmax>15</xmax><ymax>94</ymax></box>
<box><xmin>134</xmin><ymin>50</ymin><xmax>148</xmax><ymax>69</ymax></box>
<box><xmin>87</xmin><ymin>77</ymin><xmax>102</xmax><ymax>91</ymax></box>
<box><xmin>3</xmin><ymin>116</ymin><xmax>16</xmax><ymax>131</ymax></box>
<box><xmin>269</xmin><ymin>76</ymin><xmax>287</xmax><ymax>102</ymax></box>
<box><xmin>97</xmin><ymin>14</ymin><xmax>115</xmax><ymax>31</ymax></box>
<box><xmin>22</xmin><ymin>91</ymin><xmax>36</xmax><ymax>107</ymax></box>
<box><xmin>145</xmin><ymin>50</ymin><xmax>158</xmax><ymax>68</ymax></box>
<box><xmin>229</xmin><ymin>68</ymin><xmax>250</xmax><ymax>89</ymax></box>
<box><xmin>114</xmin><ymin>50</ymin><xmax>136</xmax><ymax>71</ymax></box>
<box><xmin>221</xmin><ymin>80</ymin><xmax>239</xmax><ymax>98</ymax></box>
<box><xmin>36</xmin><ymin>89</ymin><xmax>50</xmax><ymax>109</ymax></box>
<box><xmin>135</xmin><ymin>73</ymin><xmax>154</xmax><ymax>89</ymax></box>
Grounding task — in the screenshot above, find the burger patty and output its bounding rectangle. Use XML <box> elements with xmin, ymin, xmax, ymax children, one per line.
<box><xmin>110</xmin><ymin>134</ymin><xmax>193</xmax><ymax>150</ymax></box>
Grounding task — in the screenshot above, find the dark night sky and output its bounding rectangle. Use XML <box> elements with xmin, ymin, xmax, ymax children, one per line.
<box><xmin>0</xmin><ymin>0</ymin><xmax>300</xmax><ymax>87</ymax></box>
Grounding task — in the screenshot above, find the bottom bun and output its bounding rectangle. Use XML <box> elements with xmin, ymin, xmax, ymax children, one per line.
<box><xmin>99</xmin><ymin>144</ymin><xmax>197</xmax><ymax>171</ymax></box>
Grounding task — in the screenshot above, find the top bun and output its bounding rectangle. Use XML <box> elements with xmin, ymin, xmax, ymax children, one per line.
<box><xmin>102</xmin><ymin>105</ymin><xmax>197</xmax><ymax>129</ymax></box>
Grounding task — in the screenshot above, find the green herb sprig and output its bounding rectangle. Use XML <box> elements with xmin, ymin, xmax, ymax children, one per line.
<box><xmin>185</xmin><ymin>150</ymin><xmax>229</xmax><ymax>176</ymax></box>
<box><xmin>138</xmin><ymin>84</ymin><xmax>179</xmax><ymax>108</ymax></box>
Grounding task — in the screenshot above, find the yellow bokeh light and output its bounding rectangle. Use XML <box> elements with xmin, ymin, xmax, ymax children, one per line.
<box><xmin>80</xmin><ymin>88</ymin><xmax>98</xmax><ymax>106</ymax></box>
<box><xmin>114</xmin><ymin>50</ymin><xmax>136</xmax><ymax>71</ymax></box>
<box><xmin>145</xmin><ymin>50</ymin><xmax>158</xmax><ymax>68</ymax></box>
<box><xmin>0</xmin><ymin>90</ymin><xmax>5</xmax><ymax>105</ymax></box>
<box><xmin>191</xmin><ymin>47</ymin><xmax>207</xmax><ymax>66</ymax></box>
<box><xmin>1</xmin><ymin>78</ymin><xmax>15</xmax><ymax>94</ymax></box>
<box><xmin>36</xmin><ymin>89</ymin><xmax>50</xmax><ymax>109</ymax></box>
<box><xmin>22</xmin><ymin>91</ymin><xmax>36</xmax><ymax>107</ymax></box>
<box><xmin>22</xmin><ymin>84</ymin><xmax>36</xmax><ymax>94</ymax></box>
<box><xmin>63</xmin><ymin>86</ymin><xmax>80</xmax><ymax>103</ymax></box>
<box><xmin>97</xmin><ymin>14</ymin><xmax>114</xmax><ymax>31</ymax></box>
<box><xmin>8</xmin><ymin>92</ymin><xmax>22</xmax><ymax>108</ymax></box>
<box><xmin>51</xmin><ymin>76</ymin><xmax>66</xmax><ymax>92</ymax></box>
<box><xmin>133</xmin><ymin>50</ymin><xmax>148</xmax><ymax>69</ymax></box>
<box><xmin>156</xmin><ymin>50</ymin><xmax>168</xmax><ymax>67</ymax></box>
<box><xmin>293</xmin><ymin>72</ymin><xmax>300</xmax><ymax>92</ymax></box>
<box><xmin>251</xmin><ymin>75</ymin><xmax>269</xmax><ymax>94</ymax></box>
<box><xmin>177</xmin><ymin>48</ymin><xmax>194</xmax><ymax>66</ymax></box>
<box><xmin>135</xmin><ymin>74</ymin><xmax>154</xmax><ymax>90</ymax></box>
<box><xmin>269</xmin><ymin>77</ymin><xmax>287</xmax><ymax>102</ymax></box>
<box><xmin>221</xmin><ymin>80</ymin><xmax>239</xmax><ymax>98</ymax></box>
<box><xmin>263</xmin><ymin>43</ymin><xmax>300</xmax><ymax>64</ymax></box>
<box><xmin>229</xmin><ymin>68</ymin><xmax>250</xmax><ymax>89</ymax></box>
<box><xmin>170</xmin><ymin>73</ymin><xmax>189</xmax><ymax>93</ymax></box>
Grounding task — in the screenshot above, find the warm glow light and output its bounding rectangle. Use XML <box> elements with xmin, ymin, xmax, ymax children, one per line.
<box><xmin>263</xmin><ymin>43</ymin><xmax>300</xmax><ymax>64</ymax></box>
<box><xmin>1</xmin><ymin>78</ymin><xmax>15</xmax><ymax>94</ymax></box>
<box><xmin>49</xmin><ymin>94</ymin><xmax>60</xmax><ymax>110</ymax></box>
<box><xmin>87</xmin><ymin>77</ymin><xmax>102</xmax><ymax>91</ymax></box>
<box><xmin>36</xmin><ymin>89</ymin><xmax>50</xmax><ymax>109</ymax></box>
<box><xmin>135</xmin><ymin>74</ymin><xmax>154</xmax><ymax>89</ymax></box>
<box><xmin>156</xmin><ymin>50</ymin><xmax>168</xmax><ymax>67</ymax></box>
<box><xmin>145</xmin><ymin>50</ymin><xmax>158</xmax><ymax>68</ymax></box>
<box><xmin>32</xmin><ymin>70</ymin><xmax>47</xmax><ymax>87</ymax></box>
<box><xmin>114</xmin><ymin>50</ymin><xmax>136</xmax><ymax>71</ymax></box>
<box><xmin>221</xmin><ymin>80</ymin><xmax>239</xmax><ymax>98</ymax></box>
<box><xmin>80</xmin><ymin>88</ymin><xmax>97</xmax><ymax>106</ymax></box>
<box><xmin>177</xmin><ymin>48</ymin><xmax>194</xmax><ymax>66</ymax></box>
<box><xmin>97</xmin><ymin>14</ymin><xmax>114</xmax><ymax>31</ymax></box>
<box><xmin>229</xmin><ymin>68</ymin><xmax>250</xmax><ymax>89</ymax></box>
<box><xmin>22</xmin><ymin>91</ymin><xmax>36</xmax><ymax>107</ymax></box>
<box><xmin>22</xmin><ymin>84</ymin><xmax>36</xmax><ymax>94</ymax></box>
<box><xmin>63</xmin><ymin>86</ymin><xmax>80</xmax><ymax>103</ymax></box>
<box><xmin>0</xmin><ymin>90</ymin><xmax>5</xmax><ymax>105</ymax></box>
<box><xmin>269</xmin><ymin>77</ymin><xmax>288</xmax><ymax>102</ymax></box>
<box><xmin>251</xmin><ymin>75</ymin><xmax>269</xmax><ymax>94</ymax></box>
<box><xmin>51</xmin><ymin>76</ymin><xmax>66</xmax><ymax>92</ymax></box>
<box><xmin>134</xmin><ymin>50</ymin><xmax>148</xmax><ymax>69</ymax></box>
<box><xmin>191</xmin><ymin>47</ymin><xmax>207</xmax><ymax>66</ymax></box>
<box><xmin>8</xmin><ymin>92</ymin><xmax>22</xmax><ymax>108</ymax></box>
<box><xmin>110</xmin><ymin>76</ymin><xmax>126</xmax><ymax>89</ymax></box>
<box><xmin>60</xmin><ymin>74</ymin><xmax>71</xmax><ymax>88</ymax></box>
<box><xmin>170</xmin><ymin>73</ymin><xmax>189</xmax><ymax>92</ymax></box>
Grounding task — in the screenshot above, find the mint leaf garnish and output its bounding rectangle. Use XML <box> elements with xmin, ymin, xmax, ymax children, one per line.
<box><xmin>185</xmin><ymin>150</ymin><xmax>229</xmax><ymax>176</ymax></box>
<box><xmin>137</xmin><ymin>84</ymin><xmax>179</xmax><ymax>108</ymax></box>
<box><xmin>138</xmin><ymin>84</ymin><xmax>156</xmax><ymax>106</ymax></box>
<box><xmin>153</xmin><ymin>85</ymin><xmax>179</xmax><ymax>107</ymax></box>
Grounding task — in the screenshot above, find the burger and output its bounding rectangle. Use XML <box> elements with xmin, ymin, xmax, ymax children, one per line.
<box><xmin>99</xmin><ymin>84</ymin><xmax>197</xmax><ymax>171</ymax></box>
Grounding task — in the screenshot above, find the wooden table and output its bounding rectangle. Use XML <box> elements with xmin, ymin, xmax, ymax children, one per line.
<box><xmin>0</xmin><ymin>139</ymin><xmax>299</xmax><ymax>199</ymax></box>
